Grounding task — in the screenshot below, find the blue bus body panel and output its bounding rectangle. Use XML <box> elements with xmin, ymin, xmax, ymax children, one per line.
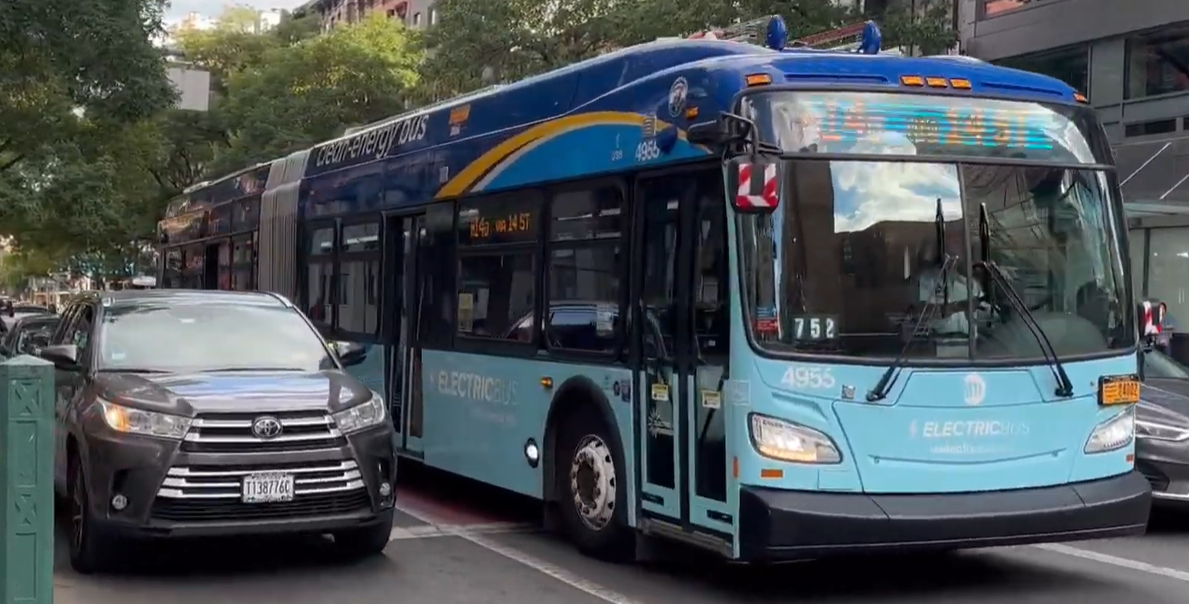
<box><xmin>300</xmin><ymin>42</ymin><xmax>1080</xmax><ymax>220</ymax></box>
<box><xmin>736</xmin><ymin>355</ymin><xmax>1136</xmax><ymax>494</ymax></box>
<box><xmin>419</xmin><ymin>351</ymin><xmax>635</xmax><ymax>502</ymax></box>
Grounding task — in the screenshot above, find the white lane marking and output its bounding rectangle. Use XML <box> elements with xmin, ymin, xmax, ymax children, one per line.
<box><xmin>388</xmin><ymin>522</ymin><xmax>537</xmax><ymax>541</ymax></box>
<box><xmin>398</xmin><ymin>506</ymin><xmax>646</xmax><ymax>604</ymax></box>
<box><xmin>1033</xmin><ymin>543</ymin><xmax>1189</xmax><ymax>583</ymax></box>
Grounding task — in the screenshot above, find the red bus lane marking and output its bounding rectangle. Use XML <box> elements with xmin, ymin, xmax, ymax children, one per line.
<box><xmin>396</xmin><ymin>488</ymin><xmax>520</xmax><ymax>527</ymax></box>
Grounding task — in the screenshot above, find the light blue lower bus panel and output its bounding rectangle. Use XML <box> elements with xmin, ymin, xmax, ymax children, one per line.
<box><xmin>419</xmin><ymin>350</ymin><xmax>637</xmax><ymax>522</ymax></box>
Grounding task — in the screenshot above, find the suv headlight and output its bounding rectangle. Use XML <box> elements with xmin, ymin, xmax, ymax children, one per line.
<box><xmin>748</xmin><ymin>413</ymin><xmax>841</xmax><ymax>464</ymax></box>
<box><xmin>333</xmin><ymin>393</ymin><xmax>387</xmax><ymax>434</ymax></box>
<box><xmin>1137</xmin><ymin>419</ymin><xmax>1189</xmax><ymax>442</ymax></box>
<box><xmin>1085</xmin><ymin>407</ymin><xmax>1135</xmax><ymax>454</ymax></box>
<box><xmin>99</xmin><ymin>401</ymin><xmax>192</xmax><ymax>440</ymax></box>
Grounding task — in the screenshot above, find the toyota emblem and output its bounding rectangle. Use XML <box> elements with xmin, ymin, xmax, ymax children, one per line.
<box><xmin>251</xmin><ymin>416</ymin><xmax>283</xmax><ymax>439</ymax></box>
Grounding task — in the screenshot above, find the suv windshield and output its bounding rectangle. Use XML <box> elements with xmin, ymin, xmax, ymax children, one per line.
<box><xmin>98</xmin><ymin>303</ymin><xmax>335</xmax><ymax>372</ymax></box>
<box><xmin>736</xmin><ymin>91</ymin><xmax>1132</xmax><ymax>361</ymax></box>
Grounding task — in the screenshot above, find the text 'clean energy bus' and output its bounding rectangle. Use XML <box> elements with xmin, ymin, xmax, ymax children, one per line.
<box><xmin>157</xmin><ymin>16</ymin><xmax>1150</xmax><ymax>561</ymax></box>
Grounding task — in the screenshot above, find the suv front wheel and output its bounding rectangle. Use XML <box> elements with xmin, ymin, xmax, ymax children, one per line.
<box><xmin>67</xmin><ymin>453</ymin><xmax>115</xmax><ymax>574</ymax></box>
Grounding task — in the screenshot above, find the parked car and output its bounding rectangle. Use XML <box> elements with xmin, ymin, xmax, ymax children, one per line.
<box><xmin>45</xmin><ymin>290</ymin><xmax>396</xmax><ymax>573</ymax></box>
<box><xmin>0</xmin><ymin>314</ymin><xmax>60</xmax><ymax>358</ymax></box>
<box><xmin>1</xmin><ymin>302</ymin><xmax>51</xmax><ymax>331</ymax></box>
<box><xmin>1136</xmin><ymin>346</ymin><xmax>1189</xmax><ymax>507</ymax></box>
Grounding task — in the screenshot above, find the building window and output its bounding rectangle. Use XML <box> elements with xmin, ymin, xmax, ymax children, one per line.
<box><xmin>997</xmin><ymin>45</ymin><xmax>1089</xmax><ymax>96</ymax></box>
<box><xmin>980</xmin><ymin>0</ymin><xmax>1034</xmax><ymax>19</ymax></box>
<box><xmin>412</xmin><ymin>12</ymin><xmax>421</xmax><ymax>26</ymax></box>
<box><xmin>430</xmin><ymin>8</ymin><xmax>438</xmax><ymax>24</ymax></box>
<box><xmin>1126</xmin><ymin>24</ymin><xmax>1189</xmax><ymax>99</ymax></box>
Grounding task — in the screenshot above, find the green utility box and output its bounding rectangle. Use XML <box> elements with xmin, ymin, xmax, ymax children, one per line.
<box><xmin>0</xmin><ymin>356</ymin><xmax>55</xmax><ymax>604</ymax></box>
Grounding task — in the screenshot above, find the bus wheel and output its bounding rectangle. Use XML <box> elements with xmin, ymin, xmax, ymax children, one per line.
<box><xmin>556</xmin><ymin>406</ymin><xmax>632</xmax><ymax>561</ymax></box>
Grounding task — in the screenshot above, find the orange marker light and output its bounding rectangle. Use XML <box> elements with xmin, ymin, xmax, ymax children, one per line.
<box><xmin>746</xmin><ymin>73</ymin><xmax>773</xmax><ymax>86</ymax></box>
<box><xmin>1074</xmin><ymin>92</ymin><xmax>1088</xmax><ymax>103</ymax></box>
<box><xmin>900</xmin><ymin>75</ymin><xmax>925</xmax><ymax>87</ymax></box>
<box><xmin>759</xmin><ymin>468</ymin><xmax>784</xmax><ymax>479</ymax></box>
<box><xmin>925</xmin><ymin>77</ymin><xmax>948</xmax><ymax>88</ymax></box>
<box><xmin>950</xmin><ymin>78</ymin><xmax>972</xmax><ymax>89</ymax></box>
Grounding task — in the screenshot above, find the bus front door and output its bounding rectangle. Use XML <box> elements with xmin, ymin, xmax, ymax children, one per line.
<box><xmin>388</xmin><ymin>213</ymin><xmax>426</xmax><ymax>456</ymax></box>
<box><xmin>634</xmin><ymin>168</ymin><xmax>734</xmax><ymax>549</ymax></box>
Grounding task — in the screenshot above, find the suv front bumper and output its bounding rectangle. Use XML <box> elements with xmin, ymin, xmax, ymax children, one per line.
<box><xmin>80</xmin><ymin>424</ymin><xmax>397</xmax><ymax>539</ymax></box>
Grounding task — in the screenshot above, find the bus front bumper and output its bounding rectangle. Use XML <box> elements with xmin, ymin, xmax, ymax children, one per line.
<box><xmin>737</xmin><ymin>471</ymin><xmax>1151</xmax><ymax>562</ymax></box>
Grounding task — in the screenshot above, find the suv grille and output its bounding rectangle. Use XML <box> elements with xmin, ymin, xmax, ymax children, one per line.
<box><xmin>182</xmin><ymin>411</ymin><xmax>345</xmax><ymax>452</ymax></box>
<box><xmin>152</xmin><ymin>460</ymin><xmax>370</xmax><ymax>522</ymax></box>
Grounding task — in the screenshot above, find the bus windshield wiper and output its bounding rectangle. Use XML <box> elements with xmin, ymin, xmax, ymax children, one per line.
<box><xmin>867</xmin><ymin>254</ymin><xmax>957</xmax><ymax>402</ymax></box>
<box><xmin>976</xmin><ymin>260</ymin><xmax>1075</xmax><ymax>397</ymax></box>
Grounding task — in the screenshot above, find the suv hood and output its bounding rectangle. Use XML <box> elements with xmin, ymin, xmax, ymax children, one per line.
<box><xmin>93</xmin><ymin>370</ymin><xmax>373</xmax><ymax>416</ymax></box>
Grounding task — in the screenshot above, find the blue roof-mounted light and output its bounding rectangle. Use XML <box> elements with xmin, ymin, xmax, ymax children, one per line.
<box><xmin>765</xmin><ymin>16</ymin><xmax>789</xmax><ymax>51</ymax></box>
<box><xmin>858</xmin><ymin>21</ymin><xmax>882</xmax><ymax>55</ymax></box>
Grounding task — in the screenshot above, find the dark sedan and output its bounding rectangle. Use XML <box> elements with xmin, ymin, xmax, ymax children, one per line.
<box><xmin>43</xmin><ymin>290</ymin><xmax>396</xmax><ymax>573</ymax></box>
<box><xmin>1136</xmin><ymin>348</ymin><xmax>1189</xmax><ymax>505</ymax></box>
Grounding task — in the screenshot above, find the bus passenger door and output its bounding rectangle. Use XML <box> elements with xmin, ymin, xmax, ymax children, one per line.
<box><xmin>634</xmin><ymin>168</ymin><xmax>734</xmax><ymax>544</ymax></box>
<box><xmin>389</xmin><ymin>214</ymin><xmax>426</xmax><ymax>456</ymax></box>
<box><xmin>634</xmin><ymin>174</ymin><xmax>685</xmax><ymax>524</ymax></box>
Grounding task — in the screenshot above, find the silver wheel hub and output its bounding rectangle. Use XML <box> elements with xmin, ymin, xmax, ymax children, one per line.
<box><xmin>570</xmin><ymin>435</ymin><xmax>617</xmax><ymax>531</ymax></box>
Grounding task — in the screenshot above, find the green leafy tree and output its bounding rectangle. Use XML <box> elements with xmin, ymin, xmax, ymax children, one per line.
<box><xmin>213</xmin><ymin>13</ymin><xmax>422</xmax><ymax>172</ymax></box>
<box><xmin>419</xmin><ymin>0</ymin><xmax>956</xmax><ymax>98</ymax></box>
<box><xmin>878</xmin><ymin>0</ymin><xmax>958</xmax><ymax>56</ymax></box>
<box><xmin>0</xmin><ymin>0</ymin><xmax>176</xmax><ymax>173</ymax></box>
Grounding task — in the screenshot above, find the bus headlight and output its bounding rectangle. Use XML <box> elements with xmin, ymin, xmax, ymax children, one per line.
<box><xmin>748</xmin><ymin>413</ymin><xmax>841</xmax><ymax>464</ymax></box>
<box><xmin>1085</xmin><ymin>407</ymin><xmax>1134</xmax><ymax>454</ymax></box>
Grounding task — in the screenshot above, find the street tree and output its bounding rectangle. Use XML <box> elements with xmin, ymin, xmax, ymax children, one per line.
<box><xmin>213</xmin><ymin>13</ymin><xmax>423</xmax><ymax>172</ymax></box>
<box><xmin>420</xmin><ymin>0</ymin><xmax>955</xmax><ymax>98</ymax></box>
<box><xmin>0</xmin><ymin>0</ymin><xmax>176</xmax><ymax>174</ymax></box>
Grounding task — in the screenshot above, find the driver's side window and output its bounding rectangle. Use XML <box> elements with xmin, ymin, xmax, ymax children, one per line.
<box><xmin>52</xmin><ymin>305</ymin><xmax>80</xmax><ymax>345</ymax></box>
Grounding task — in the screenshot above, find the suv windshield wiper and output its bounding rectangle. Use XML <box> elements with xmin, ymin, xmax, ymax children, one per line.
<box><xmin>867</xmin><ymin>253</ymin><xmax>958</xmax><ymax>402</ymax></box>
<box><xmin>98</xmin><ymin>368</ymin><xmax>169</xmax><ymax>374</ymax></box>
<box><xmin>976</xmin><ymin>260</ymin><xmax>1075</xmax><ymax>397</ymax></box>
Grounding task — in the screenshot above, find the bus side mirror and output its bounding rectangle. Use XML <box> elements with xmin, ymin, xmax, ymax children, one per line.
<box><xmin>728</xmin><ymin>156</ymin><xmax>780</xmax><ymax>214</ymax></box>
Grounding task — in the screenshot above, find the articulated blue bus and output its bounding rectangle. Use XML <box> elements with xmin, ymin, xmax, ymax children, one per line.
<box><xmin>159</xmin><ymin>17</ymin><xmax>1150</xmax><ymax>561</ymax></box>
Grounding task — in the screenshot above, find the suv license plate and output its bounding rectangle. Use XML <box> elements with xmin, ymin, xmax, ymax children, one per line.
<box><xmin>242</xmin><ymin>473</ymin><xmax>295</xmax><ymax>503</ymax></box>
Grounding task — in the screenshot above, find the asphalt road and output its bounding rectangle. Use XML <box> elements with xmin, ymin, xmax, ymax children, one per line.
<box><xmin>52</xmin><ymin>468</ymin><xmax>1189</xmax><ymax>604</ymax></box>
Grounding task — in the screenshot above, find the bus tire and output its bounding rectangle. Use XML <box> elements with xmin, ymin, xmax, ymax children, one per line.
<box><xmin>555</xmin><ymin>404</ymin><xmax>633</xmax><ymax>561</ymax></box>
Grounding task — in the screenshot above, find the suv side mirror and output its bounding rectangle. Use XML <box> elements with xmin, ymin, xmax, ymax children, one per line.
<box><xmin>40</xmin><ymin>344</ymin><xmax>80</xmax><ymax>369</ymax></box>
<box><xmin>331</xmin><ymin>341</ymin><xmax>367</xmax><ymax>367</ymax></box>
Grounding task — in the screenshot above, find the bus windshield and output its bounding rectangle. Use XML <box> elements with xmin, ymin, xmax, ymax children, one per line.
<box><xmin>736</xmin><ymin>91</ymin><xmax>1133</xmax><ymax>362</ymax></box>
